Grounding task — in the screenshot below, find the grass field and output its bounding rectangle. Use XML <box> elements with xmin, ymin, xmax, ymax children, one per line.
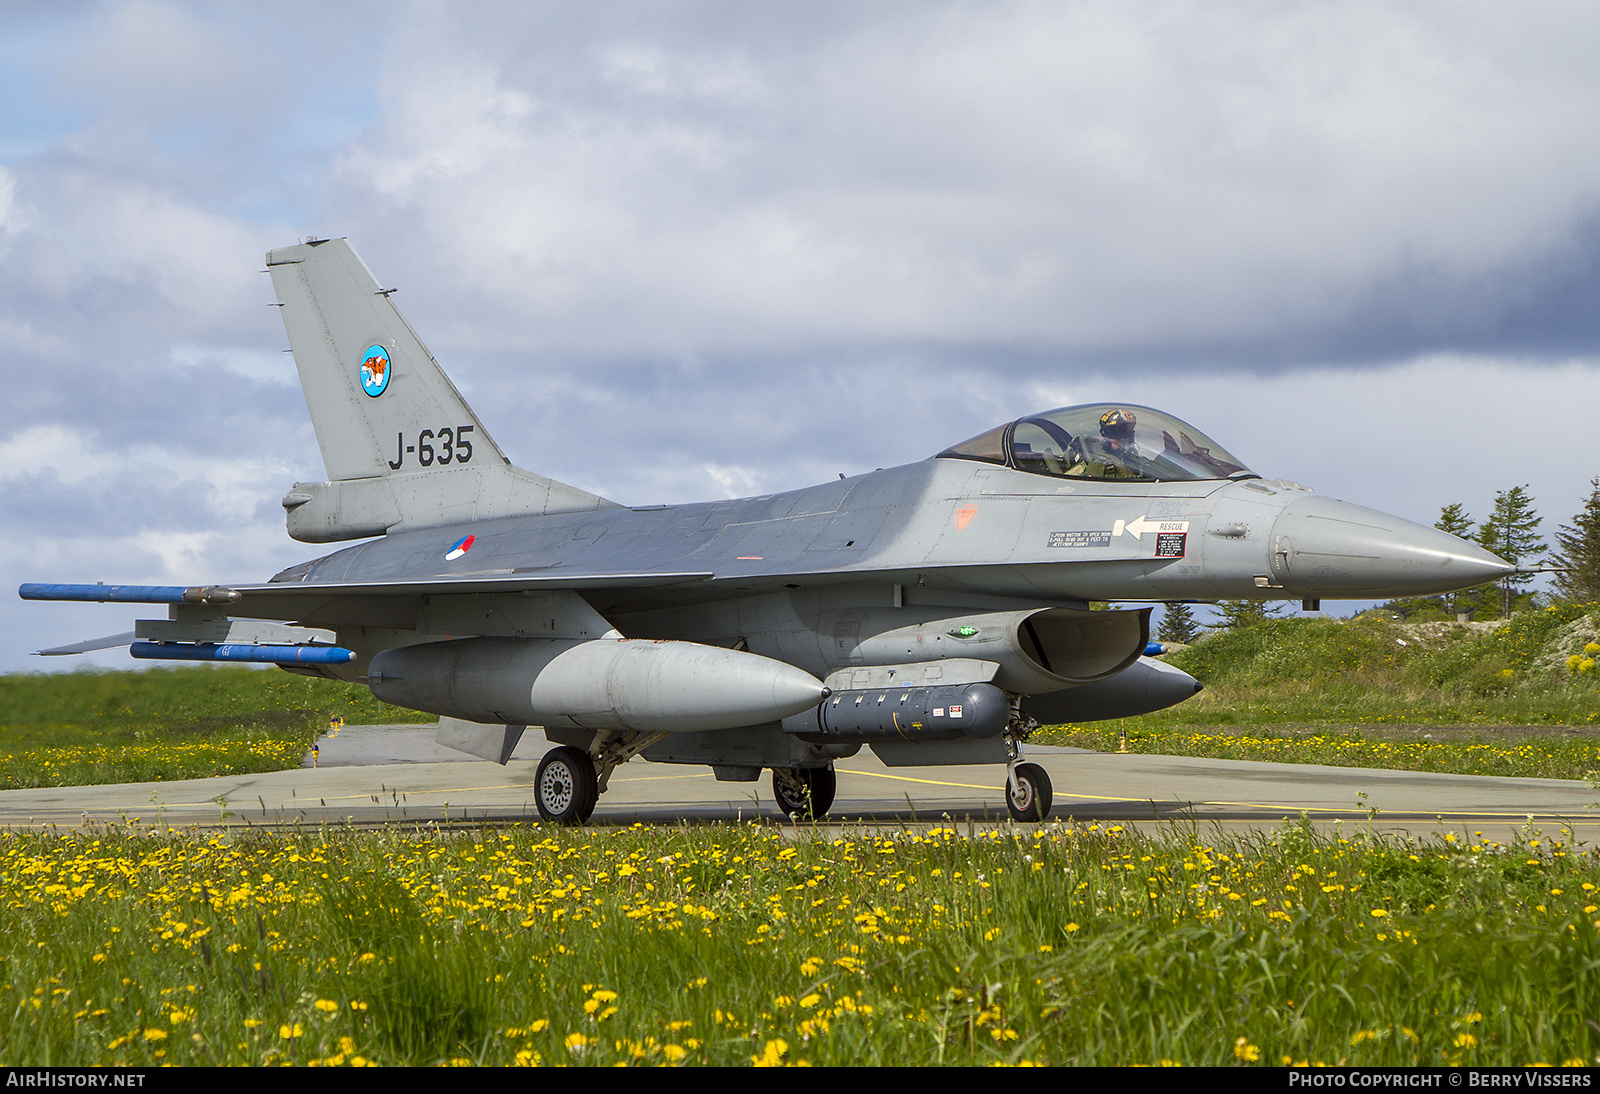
<box><xmin>1034</xmin><ymin>604</ymin><xmax>1600</xmax><ymax>779</ymax></box>
<box><xmin>0</xmin><ymin>667</ymin><xmax>426</xmax><ymax>789</ymax></box>
<box><xmin>3</xmin><ymin>819</ymin><xmax>1596</xmax><ymax>1067</ymax></box>
<box><xmin>1143</xmin><ymin>603</ymin><xmax>1600</xmax><ymax>727</ymax></box>
<box><xmin>1044</xmin><ymin>724</ymin><xmax>1600</xmax><ymax>781</ymax></box>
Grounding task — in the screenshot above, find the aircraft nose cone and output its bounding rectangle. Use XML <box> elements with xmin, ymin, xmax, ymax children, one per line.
<box><xmin>1270</xmin><ymin>496</ymin><xmax>1514</xmax><ymax>597</ymax></box>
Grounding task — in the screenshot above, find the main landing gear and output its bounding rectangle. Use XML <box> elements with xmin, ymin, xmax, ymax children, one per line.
<box><xmin>535</xmin><ymin>746</ymin><xmax>598</xmax><ymax>824</ymax></box>
<box><xmin>772</xmin><ymin>766</ymin><xmax>837</xmax><ymax>820</ymax></box>
<box><xmin>534</xmin><ymin>731</ymin><xmax>669</xmax><ymax>825</ymax></box>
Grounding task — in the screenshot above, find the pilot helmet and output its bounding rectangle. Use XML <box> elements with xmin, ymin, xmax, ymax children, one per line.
<box><xmin>1099</xmin><ymin>408</ymin><xmax>1137</xmax><ymax>443</ymax></box>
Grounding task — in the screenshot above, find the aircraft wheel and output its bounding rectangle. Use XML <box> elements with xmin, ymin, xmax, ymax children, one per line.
<box><xmin>536</xmin><ymin>746</ymin><xmax>597</xmax><ymax>825</ymax></box>
<box><xmin>772</xmin><ymin>766</ymin><xmax>836</xmax><ymax>819</ymax></box>
<box><xmin>1006</xmin><ymin>762</ymin><xmax>1052</xmax><ymax>823</ymax></box>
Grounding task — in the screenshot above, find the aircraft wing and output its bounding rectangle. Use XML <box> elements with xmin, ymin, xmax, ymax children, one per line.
<box><xmin>21</xmin><ymin>573</ymin><xmax>716</xmax><ymax>627</ymax></box>
<box><xmin>20</xmin><ymin>573</ymin><xmax>721</xmax><ymax>665</ymax></box>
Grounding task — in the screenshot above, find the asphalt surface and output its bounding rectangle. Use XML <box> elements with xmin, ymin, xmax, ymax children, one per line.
<box><xmin>1</xmin><ymin>724</ymin><xmax>1597</xmax><ymax>842</ymax></box>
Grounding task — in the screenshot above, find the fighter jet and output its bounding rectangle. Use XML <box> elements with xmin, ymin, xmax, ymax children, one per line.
<box><xmin>20</xmin><ymin>238</ymin><xmax>1516</xmax><ymax>825</ymax></box>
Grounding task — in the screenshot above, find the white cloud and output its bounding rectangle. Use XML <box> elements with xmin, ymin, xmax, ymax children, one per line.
<box><xmin>598</xmin><ymin>42</ymin><xmax>763</xmax><ymax>102</ymax></box>
<box><xmin>0</xmin><ymin>167</ymin><xmax>26</xmax><ymax>235</ymax></box>
<box><xmin>702</xmin><ymin>463</ymin><xmax>767</xmax><ymax>499</ymax></box>
<box><xmin>0</xmin><ymin>425</ymin><xmax>102</xmax><ymax>485</ymax></box>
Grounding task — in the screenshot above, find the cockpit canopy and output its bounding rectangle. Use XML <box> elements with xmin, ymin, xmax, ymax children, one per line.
<box><xmin>938</xmin><ymin>404</ymin><xmax>1251</xmax><ymax>483</ymax></box>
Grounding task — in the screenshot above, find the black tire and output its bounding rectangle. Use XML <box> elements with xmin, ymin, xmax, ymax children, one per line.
<box><xmin>536</xmin><ymin>746</ymin><xmax>597</xmax><ymax>825</ymax></box>
<box><xmin>1006</xmin><ymin>762</ymin><xmax>1052</xmax><ymax>822</ymax></box>
<box><xmin>772</xmin><ymin>766</ymin><xmax>837</xmax><ymax>819</ymax></box>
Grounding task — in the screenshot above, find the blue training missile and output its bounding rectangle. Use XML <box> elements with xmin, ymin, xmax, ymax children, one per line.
<box><xmin>129</xmin><ymin>642</ymin><xmax>354</xmax><ymax>665</ymax></box>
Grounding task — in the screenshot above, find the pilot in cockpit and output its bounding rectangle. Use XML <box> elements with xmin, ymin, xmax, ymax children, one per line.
<box><xmin>1065</xmin><ymin>408</ymin><xmax>1143</xmax><ymax>479</ymax></box>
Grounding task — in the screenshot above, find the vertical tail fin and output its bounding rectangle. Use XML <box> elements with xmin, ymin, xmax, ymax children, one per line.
<box><xmin>267</xmin><ymin>238</ymin><xmax>614</xmax><ymax>542</ymax></box>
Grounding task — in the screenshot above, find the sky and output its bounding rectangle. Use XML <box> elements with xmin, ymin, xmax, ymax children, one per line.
<box><xmin>5</xmin><ymin>1</ymin><xmax>1600</xmax><ymax>671</ymax></box>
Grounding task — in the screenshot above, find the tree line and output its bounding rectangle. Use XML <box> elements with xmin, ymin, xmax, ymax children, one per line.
<box><xmin>1157</xmin><ymin>478</ymin><xmax>1600</xmax><ymax>643</ymax></box>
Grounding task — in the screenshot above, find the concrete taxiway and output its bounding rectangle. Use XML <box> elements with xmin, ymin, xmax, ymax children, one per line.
<box><xmin>1</xmin><ymin>724</ymin><xmax>1596</xmax><ymax>843</ymax></box>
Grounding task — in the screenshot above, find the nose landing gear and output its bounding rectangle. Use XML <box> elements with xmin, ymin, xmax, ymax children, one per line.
<box><xmin>1005</xmin><ymin>761</ymin><xmax>1052</xmax><ymax>822</ymax></box>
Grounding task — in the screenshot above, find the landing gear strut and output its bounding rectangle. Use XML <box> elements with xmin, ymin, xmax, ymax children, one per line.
<box><xmin>772</xmin><ymin>766</ymin><xmax>837</xmax><ymax>820</ymax></box>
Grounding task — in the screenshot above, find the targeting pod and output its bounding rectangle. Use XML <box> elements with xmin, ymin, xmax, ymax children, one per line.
<box><xmin>784</xmin><ymin>681</ymin><xmax>1009</xmax><ymax>743</ymax></box>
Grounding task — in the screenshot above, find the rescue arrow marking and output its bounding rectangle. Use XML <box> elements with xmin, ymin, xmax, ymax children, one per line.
<box><xmin>1114</xmin><ymin>516</ymin><xmax>1191</xmax><ymax>541</ymax></box>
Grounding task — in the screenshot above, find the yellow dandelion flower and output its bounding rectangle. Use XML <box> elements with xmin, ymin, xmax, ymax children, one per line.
<box><xmin>752</xmin><ymin>1039</ymin><xmax>789</xmax><ymax>1067</ymax></box>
